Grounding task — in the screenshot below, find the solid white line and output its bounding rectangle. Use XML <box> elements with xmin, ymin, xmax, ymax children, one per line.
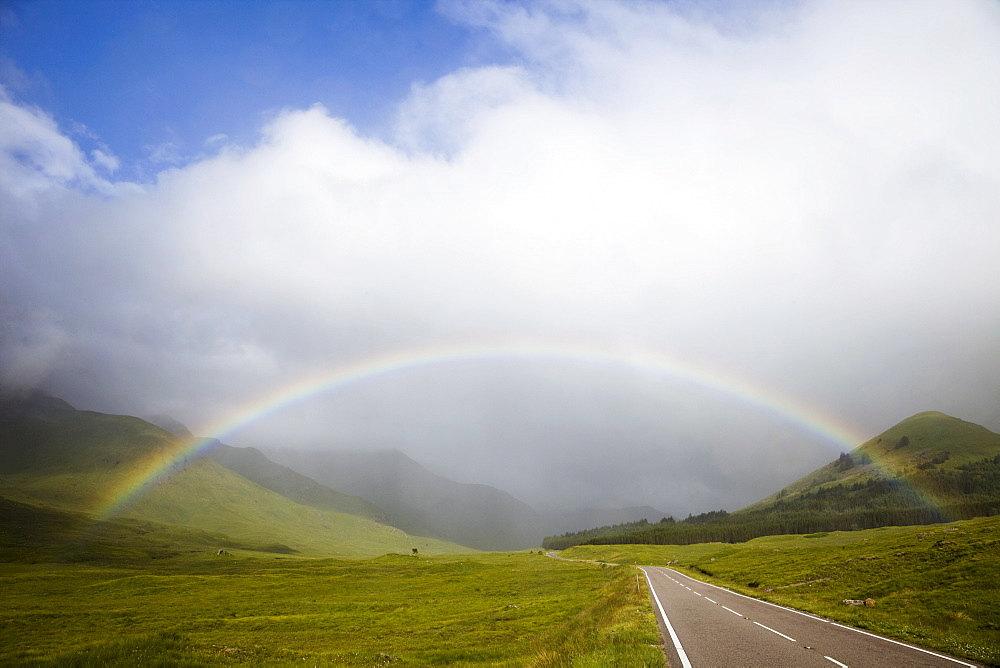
<box><xmin>827</xmin><ymin>622</ymin><xmax>977</xmax><ymax>667</ymax></box>
<box><xmin>753</xmin><ymin>621</ymin><xmax>796</xmax><ymax>642</ymax></box>
<box><xmin>824</xmin><ymin>656</ymin><xmax>848</xmax><ymax>667</ymax></box>
<box><xmin>641</xmin><ymin>568</ymin><xmax>692</xmax><ymax>668</ymax></box>
<box><xmin>721</xmin><ymin>605</ymin><xmax>743</xmax><ymax>617</ymax></box>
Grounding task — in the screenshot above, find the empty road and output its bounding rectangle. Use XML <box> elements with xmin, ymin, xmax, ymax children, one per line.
<box><xmin>641</xmin><ymin>566</ymin><xmax>977</xmax><ymax>667</ymax></box>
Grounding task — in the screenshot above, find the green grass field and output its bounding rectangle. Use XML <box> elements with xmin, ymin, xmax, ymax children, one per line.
<box><xmin>0</xmin><ymin>549</ymin><xmax>664</xmax><ymax>666</ymax></box>
<box><xmin>561</xmin><ymin>515</ymin><xmax>1000</xmax><ymax>666</ymax></box>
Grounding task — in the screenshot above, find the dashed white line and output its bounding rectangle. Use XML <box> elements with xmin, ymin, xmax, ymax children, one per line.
<box><xmin>704</xmin><ymin>597</ymin><xmax>717</xmax><ymax>604</ymax></box>
<box><xmin>721</xmin><ymin>605</ymin><xmax>743</xmax><ymax>617</ymax></box>
<box><xmin>824</xmin><ymin>656</ymin><xmax>848</xmax><ymax>667</ymax></box>
<box><xmin>753</xmin><ymin>621</ymin><xmax>796</xmax><ymax>642</ymax></box>
<box><xmin>660</xmin><ymin>567</ymin><xmax>831</xmax><ymax>623</ymax></box>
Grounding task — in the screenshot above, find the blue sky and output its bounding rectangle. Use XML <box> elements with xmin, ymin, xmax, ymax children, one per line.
<box><xmin>2</xmin><ymin>0</ymin><xmax>1000</xmax><ymax>515</ymax></box>
<box><xmin>1</xmin><ymin>0</ymin><xmax>501</xmax><ymax>179</ymax></box>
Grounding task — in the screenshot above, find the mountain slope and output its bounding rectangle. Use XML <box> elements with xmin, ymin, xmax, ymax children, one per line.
<box><xmin>0</xmin><ymin>494</ymin><xmax>309</xmax><ymax>563</ymax></box>
<box><xmin>207</xmin><ymin>442</ymin><xmax>389</xmax><ymax>522</ymax></box>
<box><xmin>0</xmin><ymin>397</ymin><xmax>468</xmax><ymax>557</ymax></box>
<box><xmin>268</xmin><ymin>449</ymin><xmax>546</xmax><ymax>551</ymax></box>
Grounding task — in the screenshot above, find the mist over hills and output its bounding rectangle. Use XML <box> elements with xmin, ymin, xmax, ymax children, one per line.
<box><xmin>265</xmin><ymin>448</ymin><xmax>546</xmax><ymax>551</ymax></box>
<box><xmin>545</xmin><ymin>411</ymin><xmax>1000</xmax><ymax>549</ymax></box>
<box><xmin>261</xmin><ymin>449</ymin><xmax>676</xmax><ymax>549</ymax></box>
<box><xmin>1</xmin><ymin>392</ymin><xmax>672</xmax><ymax>553</ymax></box>
<box><xmin>19</xmin><ymin>392</ymin><xmax>995</xmax><ymax>557</ymax></box>
<box><xmin>744</xmin><ymin>411</ymin><xmax>1000</xmax><ymax>513</ymax></box>
<box><xmin>206</xmin><ymin>443</ymin><xmax>388</xmax><ymax>522</ymax></box>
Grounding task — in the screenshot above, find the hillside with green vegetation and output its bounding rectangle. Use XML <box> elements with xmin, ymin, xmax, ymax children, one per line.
<box><xmin>0</xmin><ymin>495</ymin><xmax>309</xmax><ymax>564</ymax></box>
<box><xmin>0</xmin><ymin>496</ymin><xmax>663</xmax><ymax>665</ymax></box>
<box><xmin>558</xmin><ymin>515</ymin><xmax>1000</xmax><ymax>666</ymax></box>
<box><xmin>544</xmin><ymin>412</ymin><xmax>1000</xmax><ymax>549</ymax></box>
<box><xmin>748</xmin><ymin>411</ymin><xmax>1000</xmax><ymax>510</ymax></box>
<box><xmin>0</xmin><ymin>396</ymin><xmax>467</xmax><ymax>557</ymax></box>
<box><xmin>206</xmin><ymin>442</ymin><xmax>390</xmax><ymax>522</ymax></box>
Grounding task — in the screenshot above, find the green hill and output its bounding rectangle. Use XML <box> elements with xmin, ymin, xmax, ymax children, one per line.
<box><xmin>544</xmin><ymin>412</ymin><xmax>1000</xmax><ymax>548</ymax></box>
<box><xmin>745</xmin><ymin>411</ymin><xmax>1000</xmax><ymax>511</ymax></box>
<box><xmin>0</xmin><ymin>395</ymin><xmax>468</xmax><ymax>557</ymax></box>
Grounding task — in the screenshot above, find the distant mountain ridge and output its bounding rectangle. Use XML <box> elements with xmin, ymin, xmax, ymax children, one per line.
<box><xmin>267</xmin><ymin>449</ymin><xmax>547</xmax><ymax>551</ymax></box>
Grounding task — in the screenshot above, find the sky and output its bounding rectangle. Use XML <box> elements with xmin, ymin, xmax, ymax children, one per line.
<box><xmin>2</xmin><ymin>0</ymin><xmax>999</xmax><ymax>517</ymax></box>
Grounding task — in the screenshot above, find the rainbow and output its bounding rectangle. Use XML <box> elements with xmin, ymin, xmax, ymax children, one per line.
<box><xmin>95</xmin><ymin>339</ymin><xmax>872</xmax><ymax>520</ymax></box>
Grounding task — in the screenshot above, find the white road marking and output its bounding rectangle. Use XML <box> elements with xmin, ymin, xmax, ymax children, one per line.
<box><xmin>704</xmin><ymin>597</ymin><xmax>717</xmax><ymax>604</ymax></box>
<box><xmin>721</xmin><ymin>605</ymin><xmax>743</xmax><ymax>617</ymax></box>
<box><xmin>827</xmin><ymin>622</ymin><xmax>977</xmax><ymax>667</ymax></box>
<box><xmin>824</xmin><ymin>656</ymin><xmax>848</xmax><ymax>667</ymax></box>
<box><xmin>753</xmin><ymin>621</ymin><xmax>796</xmax><ymax>642</ymax></box>
<box><xmin>661</xmin><ymin>567</ymin><xmax>831</xmax><ymax>623</ymax></box>
<box><xmin>641</xmin><ymin>569</ymin><xmax>692</xmax><ymax>668</ymax></box>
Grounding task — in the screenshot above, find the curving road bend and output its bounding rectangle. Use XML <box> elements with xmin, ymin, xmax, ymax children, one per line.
<box><xmin>641</xmin><ymin>566</ymin><xmax>978</xmax><ymax>668</ymax></box>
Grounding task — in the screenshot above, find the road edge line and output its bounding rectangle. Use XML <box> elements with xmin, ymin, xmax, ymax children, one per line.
<box><xmin>641</xmin><ymin>567</ymin><xmax>692</xmax><ymax>668</ymax></box>
<box><xmin>827</xmin><ymin>622</ymin><xmax>977</xmax><ymax>667</ymax></box>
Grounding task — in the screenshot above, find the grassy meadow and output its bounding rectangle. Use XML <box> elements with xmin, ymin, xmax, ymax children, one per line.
<box><xmin>0</xmin><ymin>547</ymin><xmax>664</xmax><ymax>666</ymax></box>
<box><xmin>561</xmin><ymin>515</ymin><xmax>1000</xmax><ymax>666</ymax></box>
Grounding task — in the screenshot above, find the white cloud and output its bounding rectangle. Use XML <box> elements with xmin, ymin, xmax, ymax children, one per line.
<box><xmin>145</xmin><ymin>140</ymin><xmax>183</xmax><ymax>165</ymax></box>
<box><xmin>0</xmin><ymin>86</ymin><xmax>137</xmax><ymax>207</ymax></box>
<box><xmin>90</xmin><ymin>147</ymin><xmax>120</xmax><ymax>172</ymax></box>
<box><xmin>2</xmin><ymin>0</ymin><xmax>1000</xmax><ymax>513</ymax></box>
<box><xmin>0</xmin><ymin>87</ymin><xmax>103</xmax><ymax>197</ymax></box>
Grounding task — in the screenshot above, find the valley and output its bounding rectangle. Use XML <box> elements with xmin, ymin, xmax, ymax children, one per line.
<box><xmin>2</xmin><ymin>395</ymin><xmax>999</xmax><ymax>665</ymax></box>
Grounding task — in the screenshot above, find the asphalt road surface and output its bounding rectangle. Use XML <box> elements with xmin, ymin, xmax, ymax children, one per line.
<box><xmin>641</xmin><ymin>566</ymin><xmax>978</xmax><ymax>668</ymax></box>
